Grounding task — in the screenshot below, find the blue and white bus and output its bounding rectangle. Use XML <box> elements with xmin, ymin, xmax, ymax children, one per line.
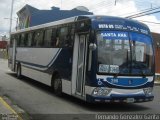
<box><xmin>9</xmin><ymin>15</ymin><xmax>155</xmax><ymax>103</ymax></box>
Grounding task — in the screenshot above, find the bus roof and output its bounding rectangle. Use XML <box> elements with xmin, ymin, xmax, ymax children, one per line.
<box><xmin>11</xmin><ymin>15</ymin><xmax>149</xmax><ymax>34</ymax></box>
<box><xmin>84</xmin><ymin>15</ymin><xmax>150</xmax><ymax>35</ymax></box>
<box><xmin>81</xmin><ymin>15</ymin><xmax>147</xmax><ymax>25</ymax></box>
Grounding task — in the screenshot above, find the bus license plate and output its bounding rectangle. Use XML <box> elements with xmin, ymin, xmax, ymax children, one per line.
<box><xmin>126</xmin><ymin>98</ymin><xmax>135</xmax><ymax>103</ymax></box>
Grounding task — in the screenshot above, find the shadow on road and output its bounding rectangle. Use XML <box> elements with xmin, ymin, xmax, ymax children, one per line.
<box><xmin>7</xmin><ymin>72</ymin><xmax>150</xmax><ymax>113</ymax></box>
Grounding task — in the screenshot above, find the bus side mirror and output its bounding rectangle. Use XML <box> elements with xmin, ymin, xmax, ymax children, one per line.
<box><xmin>89</xmin><ymin>43</ymin><xmax>97</xmax><ymax>51</ymax></box>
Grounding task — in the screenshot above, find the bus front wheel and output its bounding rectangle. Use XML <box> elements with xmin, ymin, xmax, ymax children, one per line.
<box><xmin>52</xmin><ymin>75</ymin><xmax>62</xmax><ymax>96</ymax></box>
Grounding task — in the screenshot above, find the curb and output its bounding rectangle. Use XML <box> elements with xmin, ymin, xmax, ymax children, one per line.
<box><xmin>154</xmin><ymin>82</ymin><xmax>160</xmax><ymax>86</ymax></box>
<box><xmin>0</xmin><ymin>96</ymin><xmax>31</xmax><ymax>120</ymax></box>
<box><xmin>0</xmin><ymin>96</ymin><xmax>22</xmax><ymax>120</ymax></box>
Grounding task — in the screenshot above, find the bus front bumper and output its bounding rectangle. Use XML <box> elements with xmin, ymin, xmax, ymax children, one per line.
<box><xmin>86</xmin><ymin>94</ymin><xmax>154</xmax><ymax>103</ymax></box>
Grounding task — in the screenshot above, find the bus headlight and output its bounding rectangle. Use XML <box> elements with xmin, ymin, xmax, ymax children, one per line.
<box><xmin>92</xmin><ymin>87</ymin><xmax>112</xmax><ymax>96</ymax></box>
<box><xmin>143</xmin><ymin>87</ymin><xmax>153</xmax><ymax>96</ymax></box>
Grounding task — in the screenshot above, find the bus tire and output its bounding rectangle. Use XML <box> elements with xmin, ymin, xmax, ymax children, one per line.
<box><xmin>52</xmin><ymin>75</ymin><xmax>62</xmax><ymax>96</ymax></box>
<box><xmin>16</xmin><ymin>64</ymin><xmax>22</xmax><ymax>79</ymax></box>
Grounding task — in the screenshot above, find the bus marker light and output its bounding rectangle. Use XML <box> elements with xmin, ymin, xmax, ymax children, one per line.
<box><xmin>138</xmin><ymin>99</ymin><xmax>143</xmax><ymax>102</ymax></box>
<box><xmin>95</xmin><ymin>99</ymin><xmax>101</xmax><ymax>102</ymax></box>
<box><xmin>114</xmin><ymin>100</ymin><xmax>120</xmax><ymax>102</ymax></box>
<box><xmin>126</xmin><ymin>98</ymin><xmax>135</xmax><ymax>103</ymax></box>
<box><xmin>105</xmin><ymin>100</ymin><xmax>110</xmax><ymax>102</ymax></box>
<box><xmin>143</xmin><ymin>87</ymin><xmax>153</xmax><ymax>96</ymax></box>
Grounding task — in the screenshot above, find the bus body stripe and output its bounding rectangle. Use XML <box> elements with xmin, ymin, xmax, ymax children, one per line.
<box><xmin>17</xmin><ymin>48</ymin><xmax>62</xmax><ymax>71</ymax></box>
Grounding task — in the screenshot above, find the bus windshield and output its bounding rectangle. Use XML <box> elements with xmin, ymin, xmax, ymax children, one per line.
<box><xmin>97</xmin><ymin>31</ymin><xmax>154</xmax><ymax>76</ymax></box>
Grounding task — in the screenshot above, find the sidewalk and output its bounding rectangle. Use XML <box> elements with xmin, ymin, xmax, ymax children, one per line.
<box><xmin>155</xmin><ymin>73</ymin><xmax>160</xmax><ymax>86</ymax></box>
<box><xmin>154</xmin><ymin>81</ymin><xmax>160</xmax><ymax>86</ymax></box>
<box><xmin>0</xmin><ymin>96</ymin><xmax>22</xmax><ymax>120</ymax></box>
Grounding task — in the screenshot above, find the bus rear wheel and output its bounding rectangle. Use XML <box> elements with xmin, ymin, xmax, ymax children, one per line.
<box><xmin>52</xmin><ymin>75</ymin><xmax>62</xmax><ymax>96</ymax></box>
<box><xmin>16</xmin><ymin>64</ymin><xmax>22</xmax><ymax>79</ymax></box>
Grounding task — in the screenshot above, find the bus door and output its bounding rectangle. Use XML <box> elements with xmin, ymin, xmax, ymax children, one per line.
<box><xmin>71</xmin><ymin>33</ymin><xmax>88</xmax><ymax>98</ymax></box>
<box><xmin>11</xmin><ymin>38</ymin><xmax>16</xmax><ymax>71</ymax></box>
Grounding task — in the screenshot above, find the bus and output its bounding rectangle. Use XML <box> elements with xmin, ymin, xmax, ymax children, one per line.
<box><xmin>8</xmin><ymin>15</ymin><xmax>155</xmax><ymax>103</ymax></box>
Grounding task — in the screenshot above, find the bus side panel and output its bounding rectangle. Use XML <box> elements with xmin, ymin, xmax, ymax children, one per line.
<box><xmin>47</xmin><ymin>48</ymin><xmax>73</xmax><ymax>80</ymax></box>
<box><xmin>16</xmin><ymin>48</ymin><xmax>60</xmax><ymax>67</ymax></box>
<box><xmin>21</xmin><ymin>66</ymin><xmax>52</xmax><ymax>86</ymax></box>
<box><xmin>15</xmin><ymin>47</ymin><xmax>73</xmax><ymax>95</ymax></box>
<box><xmin>47</xmin><ymin>48</ymin><xmax>73</xmax><ymax>95</ymax></box>
<box><xmin>15</xmin><ymin>48</ymin><xmax>61</xmax><ymax>86</ymax></box>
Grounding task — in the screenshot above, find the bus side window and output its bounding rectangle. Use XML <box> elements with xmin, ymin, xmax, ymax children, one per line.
<box><xmin>68</xmin><ymin>24</ymin><xmax>75</xmax><ymax>47</ymax></box>
<box><xmin>54</xmin><ymin>28</ymin><xmax>60</xmax><ymax>47</ymax></box>
<box><xmin>13</xmin><ymin>34</ymin><xmax>19</xmax><ymax>47</ymax></box>
<box><xmin>16</xmin><ymin>34</ymin><xmax>20</xmax><ymax>47</ymax></box>
<box><xmin>27</xmin><ymin>32</ymin><xmax>33</xmax><ymax>47</ymax></box>
<box><xmin>24</xmin><ymin>33</ymin><xmax>28</xmax><ymax>47</ymax></box>
<box><xmin>20</xmin><ymin>33</ymin><xmax>25</xmax><ymax>47</ymax></box>
<box><xmin>59</xmin><ymin>26</ymin><xmax>68</xmax><ymax>47</ymax></box>
<box><xmin>51</xmin><ymin>28</ymin><xmax>57</xmax><ymax>47</ymax></box>
<box><xmin>44</xmin><ymin>28</ymin><xmax>52</xmax><ymax>47</ymax></box>
<box><xmin>33</xmin><ymin>30</ymin><xmax>44</xmax><ymax>47</ymax></box>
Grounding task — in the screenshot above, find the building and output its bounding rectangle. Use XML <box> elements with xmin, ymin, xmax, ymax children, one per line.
<box><xmin>0</xmin><ymin>36</ymin><xmax>8</xmax><ymax>49</ymax></box>
<box><xmin>0</xmin><ymin>41</ymin><xmax>7</xmax><ymax>49</ymax></box>
<box><xmin>152</xmin><ymin>32</ymin><xmax>160</xmax><ymax>74</ymax></box>
<box><xmin>17</xmin><ymin>4</ymin><xmax>93</xmax><ymax>29</ymax></box>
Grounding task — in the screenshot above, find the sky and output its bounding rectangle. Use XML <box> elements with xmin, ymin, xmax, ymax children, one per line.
<box><xmin>0</xmin><ymin>0</ymin><xmax>160</xmax><ymax>38</ymax></box>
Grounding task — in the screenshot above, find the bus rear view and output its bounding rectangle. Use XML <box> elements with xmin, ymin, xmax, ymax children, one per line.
<box><xmin>86</xmin><ymin>16</ymin><xmax>155</xmax><ymax>103</ymax></box>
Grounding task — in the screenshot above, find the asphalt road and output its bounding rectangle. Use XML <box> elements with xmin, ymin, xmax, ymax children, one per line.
<box><xmin>0</xmin><ymin>59</ymin><xmax>160</xmax><ymax>120</ymax></box>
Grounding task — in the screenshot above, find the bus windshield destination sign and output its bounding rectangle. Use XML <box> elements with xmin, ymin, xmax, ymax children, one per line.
<box><xmin>98</xmin><ymin>23</ymin><xmax>149</xmax><ymax>35</ymax></box>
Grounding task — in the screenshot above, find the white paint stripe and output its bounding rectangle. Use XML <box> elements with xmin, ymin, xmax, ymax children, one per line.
<box><xmin>21</xmin><ymin>48</ymin><xmax>62</xmax><ymax>71</ymax></box>
<box><xmin>21</xmin><ymin>66</ymin><xmax>52</xmax><ymax>86</ymax></box>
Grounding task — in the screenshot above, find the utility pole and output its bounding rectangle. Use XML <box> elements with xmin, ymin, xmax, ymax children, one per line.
<box><xmin>9</xmin><ymin>0</ymin><xmax>14</xmax><ymax>38</ymax></box>
<box><xmin>115</xmin><ymin>0</ymin><xmax>117</xmax><ymax>6</ymax></box>
<box><xmin>61</xmin><ymin>0</ymin><xmax>62</xmax><ymax>9</ymax></box>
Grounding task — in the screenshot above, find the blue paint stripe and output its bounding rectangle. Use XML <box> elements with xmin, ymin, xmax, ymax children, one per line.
<box><xmin>47</xmin><ymin>49</ymin><xmax>61</xmax><ymax>67</ymax></box>
<box><xmin>106</xmin><ymin>77</ymin><xmax>148</xmax><ymax>87</ymax></box>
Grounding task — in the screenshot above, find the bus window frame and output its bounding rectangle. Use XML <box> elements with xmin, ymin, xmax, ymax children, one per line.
<box><xmin>55</xmin><ymin>23</ymin><xmax>75</xmax><ymax>48</ymax></box>
<box><xmin>19</xmin><ymin>33</ymin><xmax>25</xmax><ymax>47</ymax></box>
<box><xmin>27</xmin><ymin>32</ymin><xmax>33</xmax><ymax>47</ymax></box>
<box><xmin>44</xmin><ymin>27</ymin><xmax>54</xmax><ymax>48</ymax></box>
<box><xmin>32</xmin><ymin>29</ymin><xmax>44</xmax><ymax>47</ymax></box>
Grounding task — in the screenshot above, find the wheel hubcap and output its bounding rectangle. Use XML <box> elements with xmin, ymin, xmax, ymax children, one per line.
<box><xmin>54</xmin><ymin>79</ymin><xmax>59</xmax><ymax>90</ymax></box>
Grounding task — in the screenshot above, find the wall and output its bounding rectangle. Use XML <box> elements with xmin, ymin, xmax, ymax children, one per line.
<box><xmin>155</xmin><ymin>48</ymin><xmax>160</xmax><ymax>73</ymax></box>
<box><xmin>0</xmin><ymin>41</ymin><xmax>7</xmax><ymax>49</ymax></box>
<box><xmin>152</xmin><ymin>32</ymin><xmax>160</xmax><ymax>74</ymax></box>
